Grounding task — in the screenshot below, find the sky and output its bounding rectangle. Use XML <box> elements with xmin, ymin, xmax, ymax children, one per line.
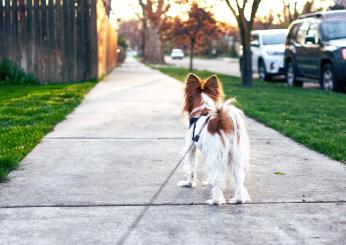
<box><xmin>111</xmin><ymin>0</ymin><xmax>335</xmax><ymax>25</ymax></box>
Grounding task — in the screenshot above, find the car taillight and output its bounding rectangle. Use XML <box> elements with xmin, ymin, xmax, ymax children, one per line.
<box><xmin>342</xmin><ymin>49</ymin><xmax>346</xmax><ymax>60</ymax></box>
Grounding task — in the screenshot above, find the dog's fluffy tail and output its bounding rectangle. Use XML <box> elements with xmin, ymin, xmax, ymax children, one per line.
<box><xmin>227</xmin><ymin>103</ymin><xmax>250</xmax><ymax>173</ymax></box>
<box><xmin>208</xmin><ymin>98</ymin><xmax>250</xmax><ymax>171</ymax></box>
<box><xmin>207</xmin><ymin>98</ymin><xmax>236</xmax><ymax>136</ymax></box>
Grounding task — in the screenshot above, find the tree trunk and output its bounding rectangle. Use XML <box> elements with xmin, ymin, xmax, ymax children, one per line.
<box><xmin>143</xmin><ymin>22</ymin><xmax>164</xmax><ymax>64</ymax></box>
<box><xmin>141</xmin><ymin>19</ymin><xmax>147</xmax><ymax>58</ymax></box>
<box><xmin>239</xmin><ymin>25</ymin><xmax>253</xmax><ymax>87</ymax></box>
<box><xmin>189</xmin><ymin>39</ymin><xmax>195</xmax><ymax>71</ymax></box>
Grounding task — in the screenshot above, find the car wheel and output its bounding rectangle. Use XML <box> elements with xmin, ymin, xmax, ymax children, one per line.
<box><xmin>286</xmin><ymin>61</ymin><xmax>303</xmax><ymax>87</ymax></box>
<box><xmin>258</xmin><ymin>60</ymin><xmax>271</xmax><ymax>81</ymax></box>
<box><xmin>321</xmin><ymin>64</ymin><xmax>339</xmax><ymax>92</ymax></box>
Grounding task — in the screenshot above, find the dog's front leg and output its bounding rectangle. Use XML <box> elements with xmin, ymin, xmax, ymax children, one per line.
<box><xmin>178</xmin><ymin>145</ymin><xmax>197</xmax><ymax>187</ymax></box>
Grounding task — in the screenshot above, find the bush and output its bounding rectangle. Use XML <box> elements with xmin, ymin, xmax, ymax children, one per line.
<box><xmin>0</xmin><ymin>59</ymin><xmax>37</xmax><ymax>85</ymax></box>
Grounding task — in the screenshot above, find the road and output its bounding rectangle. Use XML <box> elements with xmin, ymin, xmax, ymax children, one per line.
<box><xmin>166</xmin><ymin>56</ymin><xmax>320</xmax><ymax>89</ymax></box>
<box><xmin>166</xmin><ymin>56</ymin><xmax>242</xmax><ymax>77</ymax></box>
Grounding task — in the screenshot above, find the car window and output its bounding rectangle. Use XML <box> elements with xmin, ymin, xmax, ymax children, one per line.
<box><xmin>305</xmin><ymin>23</ymin><xmax>320</xmax><ymax>45</ymax></box>
<box><xmin>262</xmin><ymin>34</ymin><xmax>286</xmax><ymax>45</ymax></box>
<box><xmin>321</xmin><ymin>21</ymin><xmax>346</xmax><ymax>41</ymax></box>
<box><xmin>296</xmin><ymin>22</ymin><xmax>309</xmax><ymax>45</ymax></box>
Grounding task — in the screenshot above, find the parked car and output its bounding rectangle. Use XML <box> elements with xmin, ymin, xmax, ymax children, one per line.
<box><xmin>251</xmin><ymin>29</ymin><xmax>287</xmax><ymax>81</ymax></box>
<box><xmin>171</xmin><ymin>49</ymin><xmax>184</xmax><ymax>59</ymax></box>
<box><xmin>285</xmin><ymin>10</ymin><xmax>346</xmax><ymax>91</ymax></box>
<box><xmin>240</xmin><ymin>29</ymin><xmax>287</xmax><ymax>81</ymax></box>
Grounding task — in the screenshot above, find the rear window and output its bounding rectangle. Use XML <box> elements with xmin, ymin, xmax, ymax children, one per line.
<box><xmin>321</xmin><ymin>21</ymin><xmax>346</xmax><ymax>41</ymax></box>
<box><xmin>262</xmin><ymin>34</ymin><xmax>287</xmax><ymax>45</ymax></box>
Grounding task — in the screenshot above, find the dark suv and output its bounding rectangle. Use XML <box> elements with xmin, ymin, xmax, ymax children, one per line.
<box><xmin>285</xmin><ymin>10</ymin><xmax>346</xmax><ymax>91</ymax></box>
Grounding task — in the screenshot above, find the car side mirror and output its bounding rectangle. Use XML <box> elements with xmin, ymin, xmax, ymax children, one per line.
<box><xmin>305</xmin><ymin>36</ymin><xmax>316</xmax><ymax>45</ymax></box>
<box><xmin>251</xmin><ymin>41</ymin><xmax>260</xmax><ymax>47</ymax></box>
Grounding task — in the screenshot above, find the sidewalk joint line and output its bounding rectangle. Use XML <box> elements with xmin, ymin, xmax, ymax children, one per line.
<box><xmin>0</xmin><ymin>200</ymin><xmax>345</xmax><ymax>209</ymax></box>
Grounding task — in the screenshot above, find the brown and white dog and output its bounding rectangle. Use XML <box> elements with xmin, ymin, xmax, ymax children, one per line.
<box><xmin>178</xmin><ymin>73</ymin><xmax>251</xmax><ymax>205</ymax></box>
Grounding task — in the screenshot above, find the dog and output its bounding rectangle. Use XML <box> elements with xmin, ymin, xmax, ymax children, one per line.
<box><xmin>178</xmin><ymin>73</ymin><xmax>251</xmax><ymax>205</ymax></box>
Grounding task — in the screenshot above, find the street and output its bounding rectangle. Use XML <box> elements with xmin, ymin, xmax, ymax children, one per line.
<box><xmin>166</xmin><ymin>56</ymin><xmax>320</xmax><ymax>89</ymax></box>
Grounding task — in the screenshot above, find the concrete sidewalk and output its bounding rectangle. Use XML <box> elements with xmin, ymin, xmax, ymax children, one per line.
<box><xmin>0</xmin><ymin>57</ymin><xmax>345</xmax><ymax>244</ymax></box>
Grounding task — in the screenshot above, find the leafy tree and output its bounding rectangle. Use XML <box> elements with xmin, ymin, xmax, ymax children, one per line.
<box><xmin>329</xmin><ymin>0</ymin><xmax>346</xmax><ymax>10</ymax></box>
<box><xmin>224</xmin><ymin>0</ymin><xmax>262</xmax><ymax>87</ymax></box>
<box><xmin>118</xmin><ymin>19</ymin><xmax>142</xmax><ymax>51</ymax></box>
<box><xmin>164</xmin><ymin>3</ymin><xmax>221</xmax><ymax>71</ymax></box>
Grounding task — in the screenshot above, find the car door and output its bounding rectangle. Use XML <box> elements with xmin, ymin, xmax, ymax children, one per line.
<box><xmin>251</xmin><ymin>34</ymin><xmax>260</xmax><ymax>72</ymax></box>
<box><xmin>303</xmin><ymin>22</ymin><xmax>321</xmax><ymax>78</ymax></box>
<box><xmin>295</xmin><ymin>22</ymin><xmax>310</xmax><ymax>75</ymax></box>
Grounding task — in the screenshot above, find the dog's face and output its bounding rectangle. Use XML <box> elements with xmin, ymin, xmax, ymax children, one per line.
<box><xmin>183</xmin><ymin>73</ymin><xmax>224</xmax><ymax>114</ymax></box>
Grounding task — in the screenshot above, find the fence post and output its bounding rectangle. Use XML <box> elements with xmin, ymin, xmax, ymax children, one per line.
<box><xmin>89</xmin><ymin>0</ymin><xmax>98</xmax><ymax>79</ymax></box>
<box><xmin>0</xmin><ymin>1</ymin><xmax>4</xmax><ymax>60</ymax></box>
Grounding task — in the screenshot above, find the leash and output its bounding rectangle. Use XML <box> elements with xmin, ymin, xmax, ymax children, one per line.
<box><xmin>178</xmin><ymin>115</ymin><xmax>210</xmax><ymax>165</ymax></box>
<box><xmin>117</xmin><ymin>115</ymin><xmax>210</xmax><ymax>245</ymax></box>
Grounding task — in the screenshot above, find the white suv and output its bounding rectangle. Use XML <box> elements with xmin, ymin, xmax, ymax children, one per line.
<box><xmin>250</xmin><ymin>29</ymin><xmax>287</xmax><ymax>81</ymax></box>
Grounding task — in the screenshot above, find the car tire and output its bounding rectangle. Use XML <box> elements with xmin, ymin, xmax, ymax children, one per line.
<box><xmin>286</xmin><ymin>61</ymin><xmax>303</xmax><ymax>87</ymax></box>
<box><xmin>320</xmin><ymin>64</ymin><xmax>340</xmax><ymax>92</ymax></box>
<box><xmin>258</xmin><ymin>60</ymin><xmax>271</xmax><ymax>81</ymax></box>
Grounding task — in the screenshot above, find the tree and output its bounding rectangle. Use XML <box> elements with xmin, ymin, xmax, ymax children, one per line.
<box><xmin>102</xmin><ymin>0</ymin><xmax>112</xmax><ymax>16</ymax></box>
<box><xmin>165</xmin><ymin>3</ymin><xmax>221</xmax><ymax>71</ymax></box>
<box><xmin>329</xmin><ymin>0</ymin><xmax>346</xmax><ymax>10</ymax></box>
<box><xmin>118</xmin><ymin>19</ymin><xmax>142</xmax><ymax>51</ymax></box>
<box><xmin>224</xmin><ymin>0</ymin><xmax>262</xmax><ymax>87</ymax></box>
<box><xmin>138</xmin><ymin>0</ymin><xmax>170</xmax><ymax>64</ymax></box>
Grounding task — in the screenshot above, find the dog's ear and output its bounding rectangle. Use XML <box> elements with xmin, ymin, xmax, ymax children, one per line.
<box><xmin>186</xmin><ymin>73</ymin><xmax>201</xmax><ymax>87</ymax></box>
<box><xmin>204</xmin><ymin>75</ymin><xmax>224</xmax><ymax>101</ymax></box>
<box><xmin>204</xmin><ymin>75</ymin><xmax>219</xmax><ymax>89</ymax></box>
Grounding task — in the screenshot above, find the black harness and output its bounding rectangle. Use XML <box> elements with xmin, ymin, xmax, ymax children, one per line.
<box><xmin>189</xmin><ymin>114</ymin><xmax>210</xmax><ymax>142</ymax></box>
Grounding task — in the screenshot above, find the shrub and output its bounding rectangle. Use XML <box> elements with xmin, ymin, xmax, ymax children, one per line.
<box><xmin>0</xmin><ymin>58</ymin><xmax>37</xmax><ymax>85</ymax></box>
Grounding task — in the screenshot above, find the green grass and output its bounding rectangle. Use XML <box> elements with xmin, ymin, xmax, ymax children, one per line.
<box><xmin>156</xmin><ymin>66</ymin><xmax>346</xmax><ymax>164</ymax></box>
<box><xmin>0</xmin><ymin>82</ymin><xmax>95</xmax><ymax>181</ymax></box>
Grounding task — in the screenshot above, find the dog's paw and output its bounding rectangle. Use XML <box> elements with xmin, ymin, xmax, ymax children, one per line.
<box><xmin>177</xmin><ymin>180</ymin><xmax>196</xmax><ymax>187</ymax></box>
<box><xmin>228</xmin><ymin>196</ymin><xmax>251</xmax><ymax>204</ymax></box>
<box><xmin>202</xmin><ymin>180</ymin><xmax>209</xmax><ymax>186</ymax></box>
<box><xmin>206</xmin><ymin>197</ymin><xmax>226</xmax><ymax>206</ymax></box>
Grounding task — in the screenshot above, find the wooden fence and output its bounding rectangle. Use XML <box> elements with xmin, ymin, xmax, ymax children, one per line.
<box><xmin>0</xmin><ymin>0</ymin><xmax>117</xmax><ymax>83</ymax></box>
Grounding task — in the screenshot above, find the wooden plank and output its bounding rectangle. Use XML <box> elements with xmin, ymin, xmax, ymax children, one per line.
<box><xmin>89</xmin><ymin>0</ymin><xmax>98</xmax><ymax>79</ymax></box>
<box><xmin>63</xmin><ymin>0</ymin><xmax>70</xmax><ymax>81</ymax></box>
<box><xmin>55</xmin><ymin>0</ymin><xmax>63</xmax><ymax>82</ymax></box>
<box><xmin>4</xmin><ymin>0</ymin><xmax>11</xmax><ymax>59</ymax></box>
<box><xmin>69</xmin><ymin>0</ymin><xmax>76</xmax><ymax>81</ymax></box>
<box><xmin>0</xmin><ymin>0</ymin><xmax>6</xmax><ymax>62</ymax></box>
<box><xmin>33</xmin><ymin>0</ymin><xmax>41</xmax><ymax>81</ymax></box>
<box><xmin>27</xmin><ymin>0</ymin><xmax>34</xmax><ymax>75</ymax></box>
<box><xmin>83</xmin><ymin>0</ymin><xmax>91</xmax><ymax>79</ymax></box>
<box><xmin>47</xmin><ymin>0</ymin><xmax>54</xmax><ymax>82</ymax></box>
<box><xmin>18</xmin><ymin>0</ymin><xmax>26</xmax><ymax>70</ymax></box>
<box><xmin>41</xmin><ymin>0</ymin><xmax>47</xmax><ymax>82</ymax></box>
<box><xmin>76</xmin><ymin>0</ymin><xmax>85</xmax><ymax>80</ymax></box>
<box><xmin>12</xmin><ymin>0</ymin><xmax>19</xmax><ymax>62</ymax></box>
<box><xmin>0</xmin><ymin>0</ymin><xmax>4</xmax><ymax>60</ymax></box>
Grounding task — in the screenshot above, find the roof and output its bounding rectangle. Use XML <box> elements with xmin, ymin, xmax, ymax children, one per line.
<box><xmin>298</xmin><ymin>10</ymin><xmax>346</xmax><ymax>20</ymax></box>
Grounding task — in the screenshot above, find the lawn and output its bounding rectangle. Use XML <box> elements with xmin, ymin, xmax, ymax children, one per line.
<box><xmin>0</xmin><ymin>83</ymin><xmax>95</xmax><ymax>180</ymax></box>
<box><xmin>157</xmin><ymin>66</ymin><xmax>346</xmax><ymax>164</ymax></box>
